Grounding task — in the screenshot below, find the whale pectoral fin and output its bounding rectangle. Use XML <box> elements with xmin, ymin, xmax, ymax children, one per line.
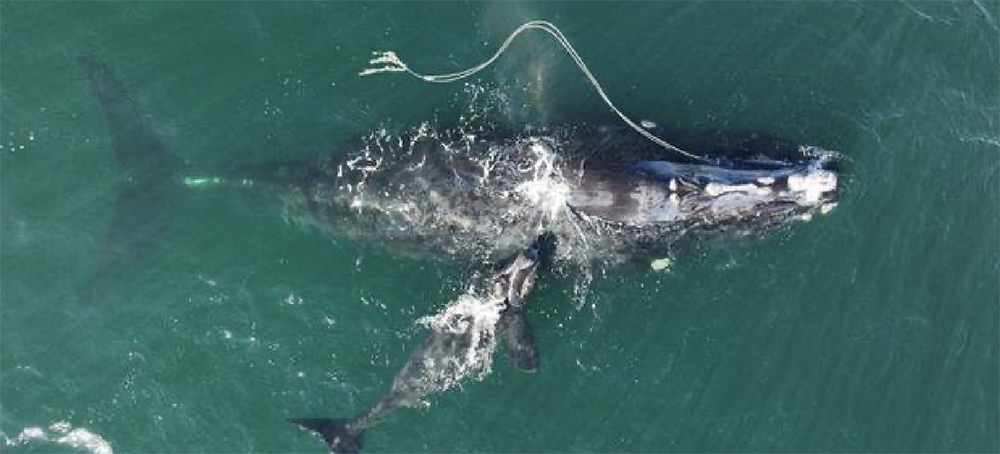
<box><xmin>290</xmin><ymin>418</ymin><xmax>364</xmax><ymax>454</ymax></box>
<box><xmin>498</xmin><ymin>308</ymin><xmax>538</xmax><ymax>373</ymax></box>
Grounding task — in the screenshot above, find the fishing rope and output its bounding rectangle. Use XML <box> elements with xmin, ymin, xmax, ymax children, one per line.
<box><xmin>360</xmin><ymin>20</ymin><xmax>710</xmax><ymax>163</ymax></box>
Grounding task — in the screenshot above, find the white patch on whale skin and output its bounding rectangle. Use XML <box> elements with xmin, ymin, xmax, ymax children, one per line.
<box><xmin>704</xmin><ymin>182</ymin><xmax>771</xmax><ymax>197</ymax></box>
<box><xmin>567</xmin><ymin>182</ymin><xmax>615</xmax><ymax>208</ymax></box>
<box><xmin>787</xmin><ymin>169</ymin><xmax>837</xmax><ymax>204</ymax></box>
<box><xmin>626</xmin><ymin>183</ymin><xmax>681</xmax><ymax>224</ymax></box>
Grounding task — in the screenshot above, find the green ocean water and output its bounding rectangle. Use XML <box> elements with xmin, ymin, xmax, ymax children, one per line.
<box><xmin>1</xmin><ymin>1</ymin><xmax>998</xmax><ymax>453</ymax></box>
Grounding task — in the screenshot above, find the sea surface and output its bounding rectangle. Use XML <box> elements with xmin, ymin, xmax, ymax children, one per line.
<box><xmin>1</xmin><ymin>2</ymin><xmax>998</xmax><ymax>453</ymax></box>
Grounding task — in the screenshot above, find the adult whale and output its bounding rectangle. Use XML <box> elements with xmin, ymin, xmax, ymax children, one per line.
<box><xmin>207</xmin><ymin>123</ymin><xmax>841</xmax><ymax>268</ymax></box>
<box><xmin>77</xmin><ymin>55</ymin><xmax>841</xmax><ymax>288</ymax></box>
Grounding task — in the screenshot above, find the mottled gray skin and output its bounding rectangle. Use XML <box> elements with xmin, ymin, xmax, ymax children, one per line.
<box><xmin>237</xmin><ymin>126</ymin><xmax>841</xmax><ymax>267</ymax></box>
<box><xmin>239</xmin><ymin>132</ymin><xmax>551</xmax><ymax>261</ymax></box>
<box><xmin>361</xmin><ymin>239</ymin><xmax>541</xmax><ymax>422</ymax></box>
<box><xmin>291</xmin><ymin>238</ymin><xmax>546</xmax><ymax>453</ymax></box>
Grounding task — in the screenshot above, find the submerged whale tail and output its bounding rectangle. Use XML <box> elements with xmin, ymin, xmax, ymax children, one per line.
<box><xmin>499</xmin><ymin>307</ymin><xmax>539</xmax><ymax>372</ymax></box>
<box><xmin>290</xmin><ymin>418</ymin><xmax>365</xmax><ymax>454</ymax></box>
<box><xmin>76</xmin><ymin>56</ymin><xmax>185</xmax><ymax>298</ymax></box>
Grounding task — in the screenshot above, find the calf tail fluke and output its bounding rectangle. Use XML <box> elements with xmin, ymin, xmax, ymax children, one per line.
<box><xmin>290</xmin><ymin>418</ymin><xmax>365</xmax><ymax>454</ymax></box>
<box><xmin>499</xmin><ymin>308</ymin><xmax>539</xmax><ymax>372</ymax></box>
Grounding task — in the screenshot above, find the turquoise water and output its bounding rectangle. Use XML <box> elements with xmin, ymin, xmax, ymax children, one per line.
<box><xmin>2</xmin><ymin>2</ymin><xmax>998</xmax><ymax>452</ymax></box>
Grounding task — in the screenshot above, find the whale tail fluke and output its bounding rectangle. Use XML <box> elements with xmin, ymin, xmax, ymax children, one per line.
<box><xmin>76</xmin><ymin>56</ymin><xmax>185</xmax><ymax>299</ymax></box>
<box><xmin>497</xmin><ymin>232</ymin><xmax>554</xmax><ymax>372</ymax></box>
<box><xmin>290</xmin><ymin>418</ymin><xmax>365</xmax><ymax>454</ymax></box>
<box><xmin>76</xmin><ymin>55</ymin><xmax>183</xmax><ymax>183</ymax></box>
<box><xmin>499</xmin><ymin>308</ymin><xmax>539</xmax><ymax>372</ymax></box>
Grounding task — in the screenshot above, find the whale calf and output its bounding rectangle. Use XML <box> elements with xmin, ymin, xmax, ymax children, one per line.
<box><xmin>291</xmin><ymin>235</ymin><xmax>552</xmax><ymax>453</ymax></box>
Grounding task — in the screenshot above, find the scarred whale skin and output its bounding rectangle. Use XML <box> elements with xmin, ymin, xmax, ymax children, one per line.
<box><xmin>223</xmin><ymin>125</ymin><xmax>841</xmax><ymax>265</ymax></box>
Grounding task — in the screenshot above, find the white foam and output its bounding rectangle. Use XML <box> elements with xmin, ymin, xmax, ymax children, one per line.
<box><xmin>4</xmin><ymin>421</ymin><xmax>113</xmax><ymax>454</ymax></box>
<box><xmin>50</xmin><ymin>421</ymin><xmax>72</xmax><ymax>432</ymax></box>
<box><xmin>282</xmin><ymin>293</ymin><xmax>304</xmax><ymax>306</ymax></box>
<box><xmin>9</xmin><ymin>426</ymin><xmax>46</xmax><ymax>444</ymax></box>
<box><xmin>417</xmin><ymin>293</ymin><xmax>505</xmax><ymax>389</ymax></box>
<box><xmin>514</xmin><ymin>140</ymin><xmax>572</xmax><ymax>223</ymax></box>
<box><xmin>55</xmin><ymin>429</ymin><xmax>113</xmax><ymax>454</ymax></box>
<box><xmin>650</xmin><ymin>257</ymin><xmax>672</xmax><ymax>271</ymax></box>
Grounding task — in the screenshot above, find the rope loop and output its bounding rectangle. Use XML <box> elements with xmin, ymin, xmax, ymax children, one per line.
<box><xmin>360</xmin><ymin>20</ymin><xmax>711</xmax><ymax>163</ymax></box>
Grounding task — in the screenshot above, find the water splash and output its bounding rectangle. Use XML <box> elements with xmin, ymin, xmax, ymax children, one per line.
<box><xmin>416</xmin><ymin>292</ymin><xmax>506</xmax><ymax>389</ymax></box>
<box><xmin>336</xmin><ymin>121</ymin><xmax>600</xmax><ymax>306</ymax></box>
<box><xmin>2</xmin><ymin>421</ymin><xmax>113</xmax><ymax>454</ymax></box>
<box><xmin>513</xmin><ymin>139</ymin><xmax>572</xmax><ymax>224</ymax></box>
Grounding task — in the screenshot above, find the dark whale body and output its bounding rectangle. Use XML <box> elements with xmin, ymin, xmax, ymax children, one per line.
<box><xmin>77</xmin><ymin>55</ymin><xmax>841</xmax><ymax>275</ymax></box>
<box><xmin>226</xmin><ymin>124</ymin><xmax>841</xmax><ymax>269</ymax></box>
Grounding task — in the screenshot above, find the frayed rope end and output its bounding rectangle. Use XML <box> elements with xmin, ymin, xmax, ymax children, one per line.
<box><xmin>358</xmin><ymin>51</ymin><xmax>408</xmax><ymax>77</ymax></box>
